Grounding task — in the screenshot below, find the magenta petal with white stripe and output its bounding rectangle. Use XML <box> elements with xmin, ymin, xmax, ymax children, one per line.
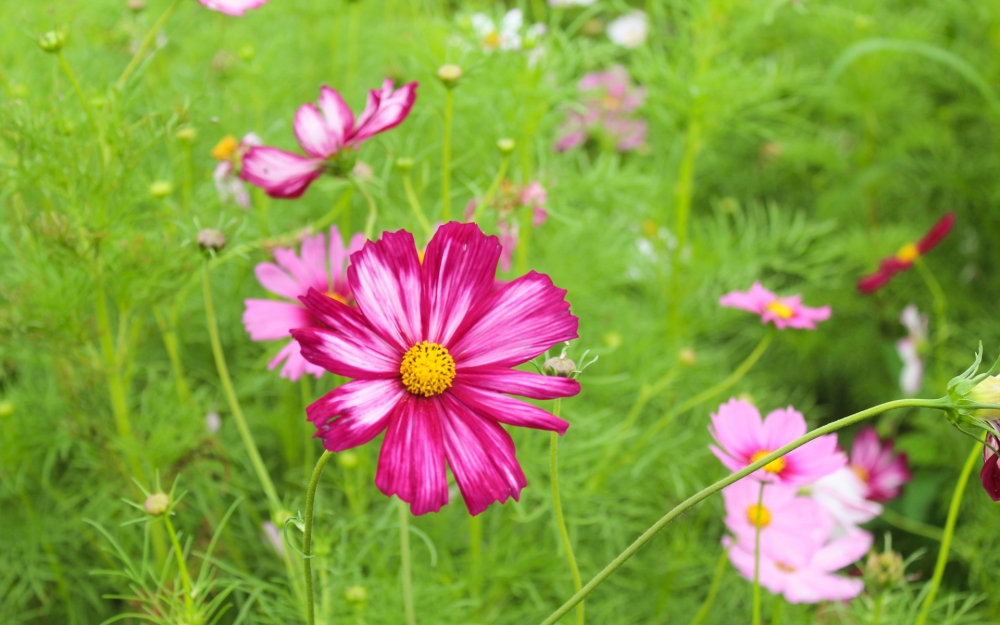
<box><xmin>240</xmin><ymin>146</ymin><xmax>322</xmax><ymax>199</ymax></box>
<box><xmin>293</xmin><ymin>222</ymin><xmax>579</xmax><ymax>515</ymax></box>
<box><xmin>197</xmin><ymin>0</ymin><xmax>268</xmax><ymax>16</ymax></box>
<box><xmin>350</xmin><ymin>80</ymin><xmax>418</xmax><ymax>145</ymax></box>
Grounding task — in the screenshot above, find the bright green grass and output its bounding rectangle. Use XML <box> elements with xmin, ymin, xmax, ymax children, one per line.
<box><xmin>2</xmin><ymin>0</ymin><xmax>1000</xmax><ymax>623</ymax></box>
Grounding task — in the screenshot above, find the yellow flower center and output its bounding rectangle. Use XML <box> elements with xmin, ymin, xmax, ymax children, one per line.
<box><xmin>896</xmin><ymin>243</ymin><xmax>920</xmax><ymax>263</ymax></box>
<box><xmin>746</xmin><ymin>504</ymin><xmax>772</xmax><ymax>528</ymax></box>
<box><xmin>765</xmin><ymin>300</ymin><xmax>794</xmax><ymax>319</ymax></box>
<box><xmin>483</xmin><ymin>32</ymin><xmax>501</xmax><ymax>49</ymax></box>
<box><xmin>400</xmin><ymin>341</ymin><xmax>456</xmax><ymax>397</ymax></box>
<box><xmin>775</xmin><ymin>562</ymin><xmax>796</xmax><ymax>573</ymax></box>
<box><xmin>602</xmin><ymin>94</ymin><xmax>623</xmax><ymax>111</ymax></box>
<box><xmin>852</xmin><ymin>464</ymin><xmax>870</xmax><ymax>483</ymax></box>
<box><xmin>750</xmin><ymin>450</ymin><xmax>786</xmax><ymax>474</ymax></box>
<box><xmin>325</xmin><ymin>292</ymin><xmax>348</xmax><ymax>305</ymax></box>
<box><xmin>417</xmin><ymin>248</ymin><xmax>425</xmax><ymax>264</ymax></box>
<box><xmin>211</xmin><ymin>135</ymin><xmax>239</xmax><ymax>161</ymax></box>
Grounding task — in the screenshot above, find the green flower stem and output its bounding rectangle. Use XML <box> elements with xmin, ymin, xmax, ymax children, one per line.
<box><xmin>870</xmin><ymin>593</ymin><xmax>884</xmax><ymax>625</ymax></box>
<box><xmin>472</xmin><ymin>153</ymin><xmax>510</xmax><ymax>224</ymax></box>
<box><xmin>116</xmin><ymin>0</ymin><xmax>181</xmax><ymax>90</ymax></box>
<box><xmin>402</xmin><ymin>170</ymin><xmax>432</xmax><ymax>238</ymax></box>
<box><xmin>354</xmin><ymin>179</ymin><xmax>378</xmax><ymax>241</ymax></box>
<box><xmin>399</xmin><ymin>498</ymin><xmax>417</xmax><ymax>625</ymax></box>
<box><xmin>201</xmin><ymin>262</ymin><xmax>281</xmax><ymax>515</ymax></box>
<box><xmin>304</xmin><ymin>450</ymin><xmax>333</xmax><ymax>625</ymax></box>
<box><xmin>153</xmin><ymin>306</ymin><xmax>193</xmax><ymax>407</ymax></box>
<box><xmin>879</xmin><ymin>507</ymin><xmax>944</xmax><ymax>542</ymax></box>
<box><xmin>163</xmin><ymin>513</ymin><xmax>195</xmax><ymax>616</ymax></box>
<box><xmin>301</xmin><ymin>377</ymin><xmax>316</xmax><ymax>482</ymax></box>
<box><xmin>551</xmin><ymin>402</ymin><xmax>584</xmax><ymax>625</ymax></box>
<box><xmin>537</xmin><ymin>397</ymin><xmax>950</xmax><ymax>625</ymax></box>
<box><xmin>771</xmin><ymin>595</ymin><xmax>783</xmax><ymax>625</ymax></box>
<box><xmin>687</xmin><ymin>547</ymin><xmax>729</xmax><ymax>625</ymax></box>
<box><xmin>56</xmin><ymin>52</ymin><xmax>98</xmax><ymax>134</ymax></box>
<box><xmin>752</xmin><ymin>482</ymin><xmax>765</xmax><ymax>625</ymax></box>
<box><xmin>913</xmin><ymin>440</ymin><xmax>982</xmax><ymax>625</ymax></box>
<box><xmin>469</xmin><ymin>514</ymin><xmax>482</xmax><ymax>601</ymax></box>
<box><xmin>441</xmin><ymin>89</ymin><xmax>454</xmax><ymax>222</ymax></box>
<box><xmin>914</xmin><ymin>259</ymin><xmax>949</xmax><ymax>379</ymax></box>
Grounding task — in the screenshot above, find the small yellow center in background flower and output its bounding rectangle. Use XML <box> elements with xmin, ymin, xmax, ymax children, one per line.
<box><xmin>896</xmin><ymin>243</ymin><xmax>920</xmax><ymax>263</ymax></box>
<box><xmin>212</xmin><ymin>135</ymin><xmax>239</xmax><ymax>160</ymax></box>
<box><xmin>483</xmin><ymin>32</ymin><xmax>501</xmax><ymax>49</ymax></box>
<box><xmin>765</xmin><ymin>300</ymin><xmax>794</xmax><ymax>319</ymax></box>
<box><xmin>400</xmin><ymin>341</ymin><xmax>456</xmax><ymax>397</ymax></box>
<box><xmin>746</xmin><ymin>504</ymin><xmax>771</xmax><ymax>528</ymax></box>
<box><xmin>852</xmin><ymin>464</ymin><xmax>870</xmax><ymax>483</ymax></box>
<box><xmin>775</xmin><ymin>562</ymin><xmax>796</xmax><ymax>573</ymax></box>
<box><xmin>751</xmin><ymin>450</ymin><xmax>786</xmax><ymax>474</ymax></box>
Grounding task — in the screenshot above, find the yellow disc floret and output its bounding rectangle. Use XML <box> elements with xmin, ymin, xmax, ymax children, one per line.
<box><xmin>765</xmin><ymin>300</ymin><xmax>794</xmax><ymax>319</ymax></box>
<box><xmin>896</xmin><ymin>243</ymin><xmax>920</xmax><ymax>263</ymax></box>
<box><xmin>211</xmin><ymin>135</ymin><xmax>239</xmax><ymax>161</ymax></box>
<box><xmin>746</xmin><ymin>504</ymin><xmax>772</xmax><ymax>528</ymax></box>
<box><xmin>400</xmin><ymin>341</ymin><xmax>456</xmax><ymax>397</ymax></box>
<box><xmin>751</xmin><ymin>450</ymin><xmax>787</xmax><ymax>474</ymax></box>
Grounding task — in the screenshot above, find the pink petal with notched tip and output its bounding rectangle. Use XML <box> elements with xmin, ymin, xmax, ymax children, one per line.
<box><xmin>349</xmin><ymin>80</ymin><xmax>418</xmax><ymax>146</ymax></box>
<box><xmin>273</xmin><ymin>233</ymin><xmax>328</xmax><ymax>295</ymax></box>
<box><xmin>447</xmin><ymin>271</ymin><xmax>578</xmax><ymax>369</ymax></box>
<box><xmin>197</xmin><ymin>0</ymin><xmax>268</xmax><ymax>16</ymax></box>
<box><xmin>781</xmin><ymin>434</ymin><xmax>846</xmax><ymax>486</ymax></box>
<box><xmin>254</xmin><ymin>262</ymin><xmax>306</xmax><ymax>301</ymax></box>
<box><xmin>719</xmin><ymin>281</ymin><xmax>775</xmax><ymax>314</ymax></box>
<box><xmin>295</xmin><ymin>289</ymin><xmax>403</xmax><ymax>370</ymax></box>
<box><xmin>307</xmin><ymin>378</ymin><xmax>406</xmax><ymax>451</ymax></box>
<box><xmin>375</xmin><ymin>397</ymin><xmax>449</xmax><ymax>515</ymax></box>
<box><xmin>240</xmin><ymin>146</ymin><xmax>323</xmax><ymax>199</ymax></box>
<box><xmin>708</xmin><ymin>398</ymin><xmax>765</xmax><ymax>465</ymax></box>
<box><xmin>761</xmin><ymin>407</ymin><xmax>808</xmax><ymax>449</ymax></box>
<box><xmin>448</xmin><ymin>382</ymin><xmax>569</xmax><ymax>434</ymax></box>
<box><xmin>422</xmin><ymin>222</ymin><xmax>501</xmax><ymax>346</ymax></box>
<box><xmin>318</xmin><ymin>86</ymin><xmax>354</xmax><ymax>151</ymax></box>
<box><xmin>293</xmin><ymin>326</ymin><xmax>401</xmax><ymax>380</ymax></box>
<box><xmin>457</xmin><ymin>368</ymin><xmax>580</xmax><ymax>400</ymax></box>
<box><xmin>269</xmin><ymin>339</ymin><xmax>325</xmax><ymax>381</ymax></box>
<box><xmin>293</xmin><ymin>104</ymin><xmax>339</xmax><ymax>159</ymax></box>
<box><xmin>439</xmin><ymin>393</ymin><xmax>527</xmax><ymax>516</ymax></box>
<box><xmin>243</xmin><ymin>299</ymin><xmax>313</xmax><ymax>341</ymax></box>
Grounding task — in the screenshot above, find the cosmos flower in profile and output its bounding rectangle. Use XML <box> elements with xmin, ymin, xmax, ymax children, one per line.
<box><xmin>719</xmin><ymin>281</ymin><xmax>831</xmax><ymax>330</ymax></box>
<box><xmin>292</xmin><ymin>222</ymin><xmax>580</xmax><ymax>515</ymax></box>
<box><xmin>196</xmin><ymin>0</ymin><xmax>268</xmax><ymax>17</ymax></box>
<box><xmin>857</xmin><ymin>212</ymin><xmax>955</xmax><ymax>294</ymax></box>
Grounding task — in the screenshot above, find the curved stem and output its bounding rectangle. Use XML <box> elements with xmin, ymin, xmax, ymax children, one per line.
<box><xmin>751</xmin><ymin>483</ymin><xmax>764</xmax><ymax>625</ymax></box>
<box><xmin>301</xmin><ymin>377</ymin><xmax>315</xmax><ymax>482</ymax></box>
<box><xmin>550</xmin><ymin>399</ymin><xmax>583</xmax><ymax>625</ymax></box>
<box><xmin>402</xmin><ymin>170</ymin><xmax>432</xmax><ymax>237</ymax></box>
<box><xmin>304</xmin><ymin>451</ymin><xmax>333</xmax><ymax>625</ymax></box>
<box><xmin>441</xmin><ymin>90</ymin><xmax>454</xmax><ymax>222</ymax></box>
<box><xmin>163</xmin><ymin>514</ymin><xmax>194</xmax><ymax>616</ymax></box>
<box><xmin>115</xmin><ymin>0</ymin><xmax>181</xmax><ymax>90</ymax></box>
<box><xmin>913</xmin><ymin>440</ymin><xmax>981</xmax><ymax>625</ymax></box>
<box><xmin>687</xmin><ymin>547</ymin><xmax>729</xmax><ymax>625</ymax></box>
<box><xmin>537</xmin><ymin>397</ymin><xmax>949</xmax><ymax>625</ymax></box>
<box><xmin>879</xmin><ymin>508</ymin><xmax>944</xmax><ymax>542</ymax></box>
<box><xmin>354</xmin><ymin>180</ymin><xmax>378</xmax><ymax>240</ymax></box>
<box><xmin>202</xmin><ymin>262</ymin><xmax>281</xmax><ymax>514</ymax></box>
<box><xmin>399</xmin><ymin>499</ymin><xmax>417</xmax><ymax>625</ymax></box>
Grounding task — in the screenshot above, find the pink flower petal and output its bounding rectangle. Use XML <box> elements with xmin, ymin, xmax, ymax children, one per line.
<box><xmin>375</xmin><ymin>397</ymin><xmax>449</xmax><ymax>515</ymax></box>
<box><xmin>307</xmin><ymin>378</ymin><xmax>406</xmax><ymax>451</ymax></box>
<box><xmin>274</xmin><ymin>233</ymin><xmax>327</xmax><ymax>295</ymax></box>
<box><xmin>254</xmin><ymin>262</ymin><xmax>306</xmax><ymax>300</ymax></box>
<box><xmin>761</xmin><ymin>407</ymin><xmax>808</xmax><ymax>450</ymax></box>
<box><xmin>349</xmin><ymin>80</ymin><xmax>418</xmax><ymax>146</ymax></box>
<box><xmin>317</xmin><ymin>86</ymin><xmax>354</xmax><ymax>151</ymax></box>
<box><xmin>297</xmin><ymin>289</ymin><xmax>403</xmax><ymax>367</ymax></box>
<box><xmin>719</xmin><ymin>281</ymin><xmax>774</xmax><ymax>314</ymax></box>
<box><xmin>347</xmin><ymin>230</ymin><xmax>423</xmax><ymax>350</ymax></box>
<box><xmin>243</xmin><ymin>299</ymin><xmax>313</xmax><ymax>341</ymax></box>
<box><xmin>328</xmin><ymin>227</ymin><xmax>365</xmax><ymax>297</ymax></box>
<box><xmin>708</xmin><ymin>398</ymin><xmax>765</xmax><ymax>464</ymax></box>
<box><xmin>241</xmin><ymin>146</ymin><xmax>323</xmax><ymax>199</ymax></box>
<box><xmin>457</xmin><ymin>367</ymin><xmax>580</xmax><ymax>400</ymax></box>
<box><xmin>268</xmin><ymin>340</ymin><xmax>325</xmax><ymax>381</ymax></box>
<box><xmin>448</xmin><ymin>383</ymin><xmax>569</xmax><ymax>434</ymax></box>
<box><xmin>196</xmin><ymin>0</ymin><xmax>268</xmax><ymax>16</ymax></box>
<box><xmin>810</xmin><ymin>530</ymin><xmax>873</xmax><ymax>572</ymax></box>
<box><xmin>293</xmin><ymin>103</ymin><xmax>338</xmax><ymax>159</ymax></box>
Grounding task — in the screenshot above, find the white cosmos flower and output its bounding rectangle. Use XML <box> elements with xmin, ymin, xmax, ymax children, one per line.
<box><xmin>607</xmin><ymin>10</ymin><xmax>648</xmax><ymax>48</ymax></box>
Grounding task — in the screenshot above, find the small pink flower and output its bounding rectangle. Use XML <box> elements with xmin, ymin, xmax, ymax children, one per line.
<box><xmin>243</xmin><ymin>226</ymin><xmax>365</xmax><ymax>381</ymax></box>
<box><xmin>197</xmin><ymin>0</ymin><xmax>268</xmax><ymax>16</ymax></box>
<box><xmin>719</xmin><ymin>281</ymin><xmax>831</xmax><ymax>330</ymax></box>
<box><xmin>291</xmin><ymin>222</ymin><xmax>580</xmax><ymax>515</ymax></box>
<box><xmin>709</xmin><ymin>398</ymin><xmax>846</xmax><ymax>486</ymax></box>
<box><xmin>724</xmin><ymin>530</ymin><xmax>872</xmax><ymax>604</ymax></box>
<box><xmin>849</xmin><ymin>427</ymin><xmax>911</xmax><ymax>503</ymax></box>
<box><xmin>810</xmin><ymin>467</ymin><xmax>882</xmax><ymax>533</ymax></box>
<box><xmin>557</xmin><ymin>65</ymin><xmax>648</xmax><ymax>153</ymax></box>
<box><xmin>242</xmin><ymin>80</ymin><xmax>417</xmax><ymax>198</ymax></box>
<box><xmin>723</xmin><ymin>479</ymin><xmax>832</xmax><ymax>568</ymax></box>
<box><xmin>262</xmin><ymin>521</ymin><xmax>284</xmax><ymax>556</ymax></box>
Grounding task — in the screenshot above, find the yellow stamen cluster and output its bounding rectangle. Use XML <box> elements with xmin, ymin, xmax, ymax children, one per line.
<box><xmin>765</xmin><ymin>300</ymin><xmax>794</xmax><ymax>320</ymax></box>
<box><xmin>775</xmin><ymin>562</ymin><xmax>796</xmax><ymax>573</ymax></box>
<box><xmin>400</xmin><ymin>341</ymin><xmax>456</xmax><ymax>397</ymax></box>
<box><xmin>751</xmin><ymin>450</ymin><xmax>786</xmax><ymax>474</ymax></box>
<box><xmin>852</xmin><ymin>464</ymin><xmax>870</xmax><ymax>484</ymax></box>
<box><xmin>746</xmin><ymin>504</ymin><xmax>772</xmax><ymax>528</ymax></box>
<box><xmin>211</xmin><ymin>135</ymin><xmax>239</xmax><ymax>161</ymax></box>
<box><xmin>896</xmin><ymin>243</ymin><xmax>920</xmax><ymax>263</ymax></box>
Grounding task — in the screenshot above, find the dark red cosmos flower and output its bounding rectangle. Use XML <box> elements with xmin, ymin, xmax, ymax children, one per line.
<box><xmin>983</xmin><ymin>431</ymin><xmax>1000</xmax><ymax>502</ymax></box>
<box><xmin>857</xmin><ymin>212</ymin><xmax>955</xmax><ymax>294</ymax></box>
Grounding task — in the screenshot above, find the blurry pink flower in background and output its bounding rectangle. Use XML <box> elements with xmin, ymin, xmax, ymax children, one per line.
<box><xmin>212</xmin><ymin>133</ymin><xmax>261</xmax><ymax>209</ymax></box>
<box><xmin>466</xmin><ymin>180</ymin><xmax>549</xmax><ymax>272</ymax></box>
<box><xmin>722</xmin><ymin>479</ymin><xmax>832</xmax><ymax>568</ymax></box>
<box><xmin>849</xmin><ymin>427</ymin><xmax>911</xmax><ymax>503</ymax></box>
<box><xmin>809</xmin><ymin>467</ymin><xmax>882</xmax><ymax>534</ymax></box>
<box><xmin>719</xmin><ymin>281</ymin><xmax>831</xmax><ymax>330</ymax></box>
<box><xmin>896</xmin><ymin>304</ymin><xmax>928</xmax><ymax>395</ymax></box>
<box><xmin>556</xmin><ymin>65</ymin><xmax>648</xmax><ymax>153</ymax></box>
<box><xmin>520</xmin><ymin>182</ymin><xmax>549</xmax><ymax>227</ymax></box>
<box><xmin>725</xmin><ymin>530</ymin><xmax>871</xmax><ymax>604</ymax></box>
<box><xmin>709</xmin><ymin>398</ymin><xmax>846</xmax><ymax>486</ymax></box>
<box><xmin>262</xmin><ymin>521</ymin><xmax>283</xmax><ymax>556</ymax></box>
<box><xmin>243</xmin><ymin>226</ymin><xmax>365</xmax><ymax>381</ymax></box>
<box><xmin>498</xmin><ymin>220</ymin><xmax>519</xmax><ymax>272</ymax></box>
<box><xmin>242</xmin><ymin>80</ymin><xmax>417</xmax><ymax>198</ymax></box>
<box><xmin>197</xmin><ymin>0</ymin><xmax>268</xmax><ymax>16</ymax></box>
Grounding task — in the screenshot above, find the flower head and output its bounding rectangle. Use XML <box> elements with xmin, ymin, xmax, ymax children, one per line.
<box><xmin>243</xmin><ymin>226</ymin><xmax>365</xmax><ymax>381</ymax></box>
<box><xmin>213</xmin><ymin>133</ymin><xmax>261</xmax><ymax>208</ymax></box>
<box><xmin>858</xmin><ymin>212</ymin><xmax>955</xmax><ymax>294</ymax></box>
<box><xmin>242</xmin><ymin>80</ymin><xmax>417</xmax><ymax>198</ymax></box>
<box><xmin>466</xmin><ymin>180</ymin><xmax>549</xmax><ymax>272</ymax></box>
<box><xmin>849</xmin><ymin>427</ymin><xmax>911</xmax><ymax>502</ymax></box>
<box><xmin>607</xmin><ymin>11</ymin><xmax>648</xmax><ymax>48</ymax></box>
<box><xmin>197</xmin><ymin>0</ymin><xmax>268</xmax><ymax>17</ymax></box>
<box><xmin>709</xmin><ymin>398</ymin><xmax>846</xmax><ymax>486</ymax></box>
<box><xmin>809</xmin><ymin>467</ymin><xmax>883</xmax><ymax>534</ymax></box>
<box><xmin>291</xmin><ymin>223</ymin><xmax>580</xmax><ymax>515</ymax></box>
<box><xmin>556</xmin><ymin>65</ymin><xmax>648</xmax><ymax>153</ymax></box>
<box><xmin>719</xmin><ymin>281</ymin><xmax>831</xmax><ymax>330</ymax></box>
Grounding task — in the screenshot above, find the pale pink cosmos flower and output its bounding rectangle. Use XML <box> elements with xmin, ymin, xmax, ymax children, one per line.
<box><xmin>709</xmin><ymin>398</ymin><xmax>846</xmax><ymax>486</ymax></box>
<box><xmin>607</xmin><ymin>11</ymin><xmax>648</xmax><ymax>48</ymax></box>
<box><xmin>197</xmin><ymin>0</ymin><xmax>268</xmax><ymax>16</ymax></box>
<box><xmin>520</xmin><ymin>182</ymin><xmax>548</xmax><ymax>227</ymax></box>
<box><xmin>896</xmin><ymin>304</ymin><xmax>928</xmax><ymax>395</ymax></box>
<box><xmin>243</xmin><ymin>226</ymin><xmax>365</xmax><ymax>381</ymax></box>
<box><xmin>242</xmin><ymin>80</ymin><xmax>417</xmax><ymax>198</ymax></box>
<box><xmin>724</xmin><ymin>530</ymin><xmax>872</xmax><ymax>604</ymax></box>
<box><xmin>722</xmin><ymin>479</ymin><xmax>832</xmax><ymax>568</ymax></box>
<box><xmin>849</xmin><ymin>427</ymin><xmax>911</xmax><ymax>503</ymax></box>
<box><xmin>291</xmin><ymin>222</ymin><xmax>580</xmax><ymax>515</ymax></box>
<box><xmin>719</xmin><ymin>281</ymin><xmax>831</xmax><ymax>330</ymax></box>
<box><xmin>809</xmin><ymin>467</ymin><xmax>882</xmax><ymax>535</ymax></box>
<box><xmin>556</xmin><ymin>65</ymin><xmax>648</xmax><ymax>153</ymax></box>
<box><xmin>261</xmin><ymin>521</ymin><xmax>283</xmax><ymax>556</ymax></box>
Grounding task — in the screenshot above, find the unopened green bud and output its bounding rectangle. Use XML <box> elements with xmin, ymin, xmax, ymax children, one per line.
<box><xmin>0</xmin><ymin>400</ymin><xmax>14</xmax><ymax>419</ymax></box>
<box><xmin>175</xmin><ymin>127</ymin><xmax>197</xmax><ymax>143</ymax></box>
<box><xmin>273</xmin><ymin>509</ymin><xmax>293</xmax><ymax>528</ymax></box>
<box><xmin>395</xmin><ymin>157</ymin><xmax>414</xmax><ymax>172</ymax></box>
<box><xmin>678</xmin><ymin>348</ymin><xmax>697</xmax><ymax>366</ymax></box>
<box><xmin>37</xmin><ymin>30</ymin><xmax>67</xmax><ymax>54</ymax></box>
<box><xmin>497</xmin><ymin>138</ymin><xmax>516</xmax><ymax>154</ymax></box>
<box><xmin>337</xmin><ymin>450</ymin><xmax>360</xmax><ymax>469</ymax></box>
<box><xmin>345</xmin><ymin>584</ymin><xmax>368</xmax><ymax>604</ymax></box>
<box><xmin>969</xmin><ymin>375</ymin><xmax>1000</xmax><ymax>419</ymax></box>
<box><xmin>238</xmin><ymin>44</ymin><xmax>255</xmax><ymax>61</ymax></box>
<box><xmin>127</xmin><ymin>0</ymin><xmax>147</xmax><ymax>12</ymax></box>
<box><xmin>144</xmin><ymin>492</ymin><xmax>170</xmax><ymax>516</ymax></box>
<box><xmin>149</xmin><ymin>180</ymin><xmax>172</xmax><ymax>198</ymax></box>
<box><xmin>544</xmin><ymin>356</ymin><xmax>576</xmax><ymax>378</ymax></box>
<box><xmin>863</xmin><ymin>550</ymin><xmax>905</xmax><ymax>593</ymax></box>
<box><xmin>437</xmin><ymin>64</ymin><xmax>462</xmax><ymax>88</ymax></box>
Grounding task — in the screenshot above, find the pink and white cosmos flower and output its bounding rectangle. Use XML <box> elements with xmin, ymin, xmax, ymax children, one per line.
<box><xmin>291</xmin><ymin>222</ymin><xmax>580</xmax><ymax>515</ymax></box>
<box><xmin>849</xmin><ymin>427</ymin><xmax>911</xmax><ymax>503</ymax></box>
<box><xmin>809</xmin><ymin>467</ymin><xmax>883</xmax><ymax>534</ymax></box>
<box><xmin>724</xmin><ymin>530</ymin><xmax>871</xmax><ymax>604</ymax></box>
<box><xmin>719</xmin><ymin>281</ymin><xmax>831</xmax><ymax>330</ymax></box>
<box><xmin>709</xmin><ymin>398</ymin><xmax>846</xmax><ymax>486</ymax></box>
<box><xmin>242</xmin><ymin>80</ymin><xmax>417</xmax><ymax>198</ymax></box>
<box><xmin>243</xmin><ymin>226</ymin><xmax>365</xmax><ymax>381</ymax></box>
<box><xmin>197</xmin><ymin>0</ymin><xmax>268</xmax><ymax>17</ymax></box>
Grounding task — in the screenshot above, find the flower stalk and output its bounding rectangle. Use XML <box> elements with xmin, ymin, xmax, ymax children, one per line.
<box><xmin>116</xmin><ymin>0</ymin><xmax>181</xmax><ymax>90</ymax></box>
<box><xmin>304</xmin><ymin>450</ymin><xmax>333</xmax><ymax>625</ymax></box>
<box><xmin>399</xmin><ymin>498</ymin><xmax>417</xmax><ymax>625</ymax></box>
<box><xmin>752</xmin><ymin>482</ymin><xmax>764</xmax><ymax>625</ymax></box>
<box><xmin>550</xmin><ymin>399</ymin><xmax>584</xmax><ymax>625</ymax></box>
<box><xmin>686</xmin><ymin>547</ymin><xmax>729</xmax><ymax>625</ymax></box>
<box><xmin>441</xmin><ymin>89</ymin><xmax>454</xmax><ymax>222</ymax></box>
<box><xmin>163</xmin><ymin>513</ymin><xmax>195</xmax><ymax>617</ymax></box>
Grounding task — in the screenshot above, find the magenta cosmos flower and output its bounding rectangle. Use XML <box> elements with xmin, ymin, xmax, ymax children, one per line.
<box><xmin>719</xmin><ymin>281</ymin><xmax>831</xmax><ymax>330</ymax></box>
<box><xmin>242</xmin><ymin>80</ymin><xmax>417</xmax><ymax>199</ymax></box>
<box><xmin>290</xmin><ymin>222</ymin><xmax>580</xmax><ymax>515</ymax></box>
<box><xmin>243</xmin><ymin>226</ymin><xmax>365</xmax><ymax>381</ymax></box>
<box><xmin>983</xmin><ymin>427</ymin><xmax>1000</xmax><ymax>502</ymax></box>
<box><xmin>849</xmin><ymin>427</ymin><xmax>911</xmax><ymax>503</ymax></box>
<box><xmin>724</xmin><ymin>530</ymin><xmax>871</xmax><ymax>604</ymax></box>
<box><xmin>709</xmin><ymin>398</ymin><xmax>846</xmax><ymax>486</ymax></box>
<box><xmin>197</xmin><ymin>0</ymin><xmax>268</xmax><ymax>16</ymax></box>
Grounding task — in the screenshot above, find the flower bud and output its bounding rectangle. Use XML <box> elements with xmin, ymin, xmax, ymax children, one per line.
<box><xmin>197</xmin><ymin>229</ymin><xmax>227</xmax><ymax>251</ymax></box>
<box><xmin>678</xmin><ymin>348</ymin><xmax>697</xmax><ymax>366</ymax></box>
<box><xmin>175</xmin><ymin>127</ymin><xmax>197</xmax><ymax>143</ymax></box>
<box><xmin>345</xmin><ymin>584</ymin><xmax>368</xmax><ymax>604</ymax></box>
<box><xmin>437</xmin><ymin>64</ymin><xmax>463</xmax><ymax>88</ymax></box>
<box><xmin>37</xmin><ymin>30</ymin><xmax>67</xmax><ymax>53</ymax></box>
<box><xmin>581</xmin><ymin>18</ymin><xmax>604</xmax><ymax>37</ymax></box>
<box><xmin>337</xmin><ymin>450</ymin><xmax>360</xmax><ymax>469</ymax></box>
<box><xmin>273</xmin><ymin>509</ymin><xmax>293</xmax><ymax>528</ymax></box>
<box><xmin>127</xmin><ymin>0</ymin><xmax>146</xmax><ymax>12</ymax></box>
<box><xmin>149</xmin><ymin>180</ymin><xmax>173</xmax><ymax>198</ymax></box>
<box><xmin>544</xmin><ymin>356</ymin><xmax>576</xmax><ymax>378</ymax></box>
<box><xmin>0</xmin><ymin>400</ymin><xmax>14</xmax><ymax>419</ymax></box>
<box><xmin>352</xmin><ymin>162</ymin><xmax>374</xmax><ymax>183</ymax></box>
<box><xmin>144</xmin><ymin>492</ymin><xmax>170</xmax><ymax>516</ymax></box>
<box><xmin>969</xmin><ymin>375</ymin><xmax>1000</xmax><ymax>419</ymax></box>
<box><xmin>497</xmin><ymin>138</ymin><xmax>516</xmax><ymax>155</ymax></box>
<box><xmin>863</xmin><ymin>550</ymin><xmax>905</xmax><ymax>594</ymax></box>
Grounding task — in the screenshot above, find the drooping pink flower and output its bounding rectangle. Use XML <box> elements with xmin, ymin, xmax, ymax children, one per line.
<box><xmin>197</xmin><ymin>0</ymin><xmax>268</xmax><ymax>16</ymax></box>
<box><xmin>212</xmin><ymin>133</ymin><xmax>261</xmax><ymax>209</ymax></box>
<box><xmin>724</xmin><ymin>530</ymin><xmax>872</xmax><ymax>604</ymax></box>
<box><xmin>719</xmin><ymin>281</ymin><xmax>831</xmax><ymax>330</ymax></box>
<box><xmin>291</xmin><ymin>222</ymin><xmax>580</xmax><ymax>515</ymax></box>
<box><xmin>722</xmin><ymin>479</ymin><xmax>832</xmax><ymax>568</ymax></box>
<box><xmin>849</xmin><ymin>427</ymin><xmax>911</xmax><ymax>503</ymax></box>
<box><xmin>242</xmin><ymin>80</ymin><xmax>417</xmax><ymax>198</ymax></box>
<box><xmin>709</xmin><ymin>398</ymin><xmax>846</xmax><ymax>486</ymax></box>
<box><xmin>895</xmin><ymin>304</ymin><xmax>928</xmax><ymax>395</ymax></box>
<box><xmin>809</xmin><ymin>467</ymin><xmax>882</xmax><ymax>534</ymax></box>
<box><xmin>556</xmin><ymin>65</ymin><xmax>648</xmax><ymax>153</ymax></box>
<box><xmin>243</xmin><ymin>226</ymin><xmax>365</xmax><ymax>381</ymax></box>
